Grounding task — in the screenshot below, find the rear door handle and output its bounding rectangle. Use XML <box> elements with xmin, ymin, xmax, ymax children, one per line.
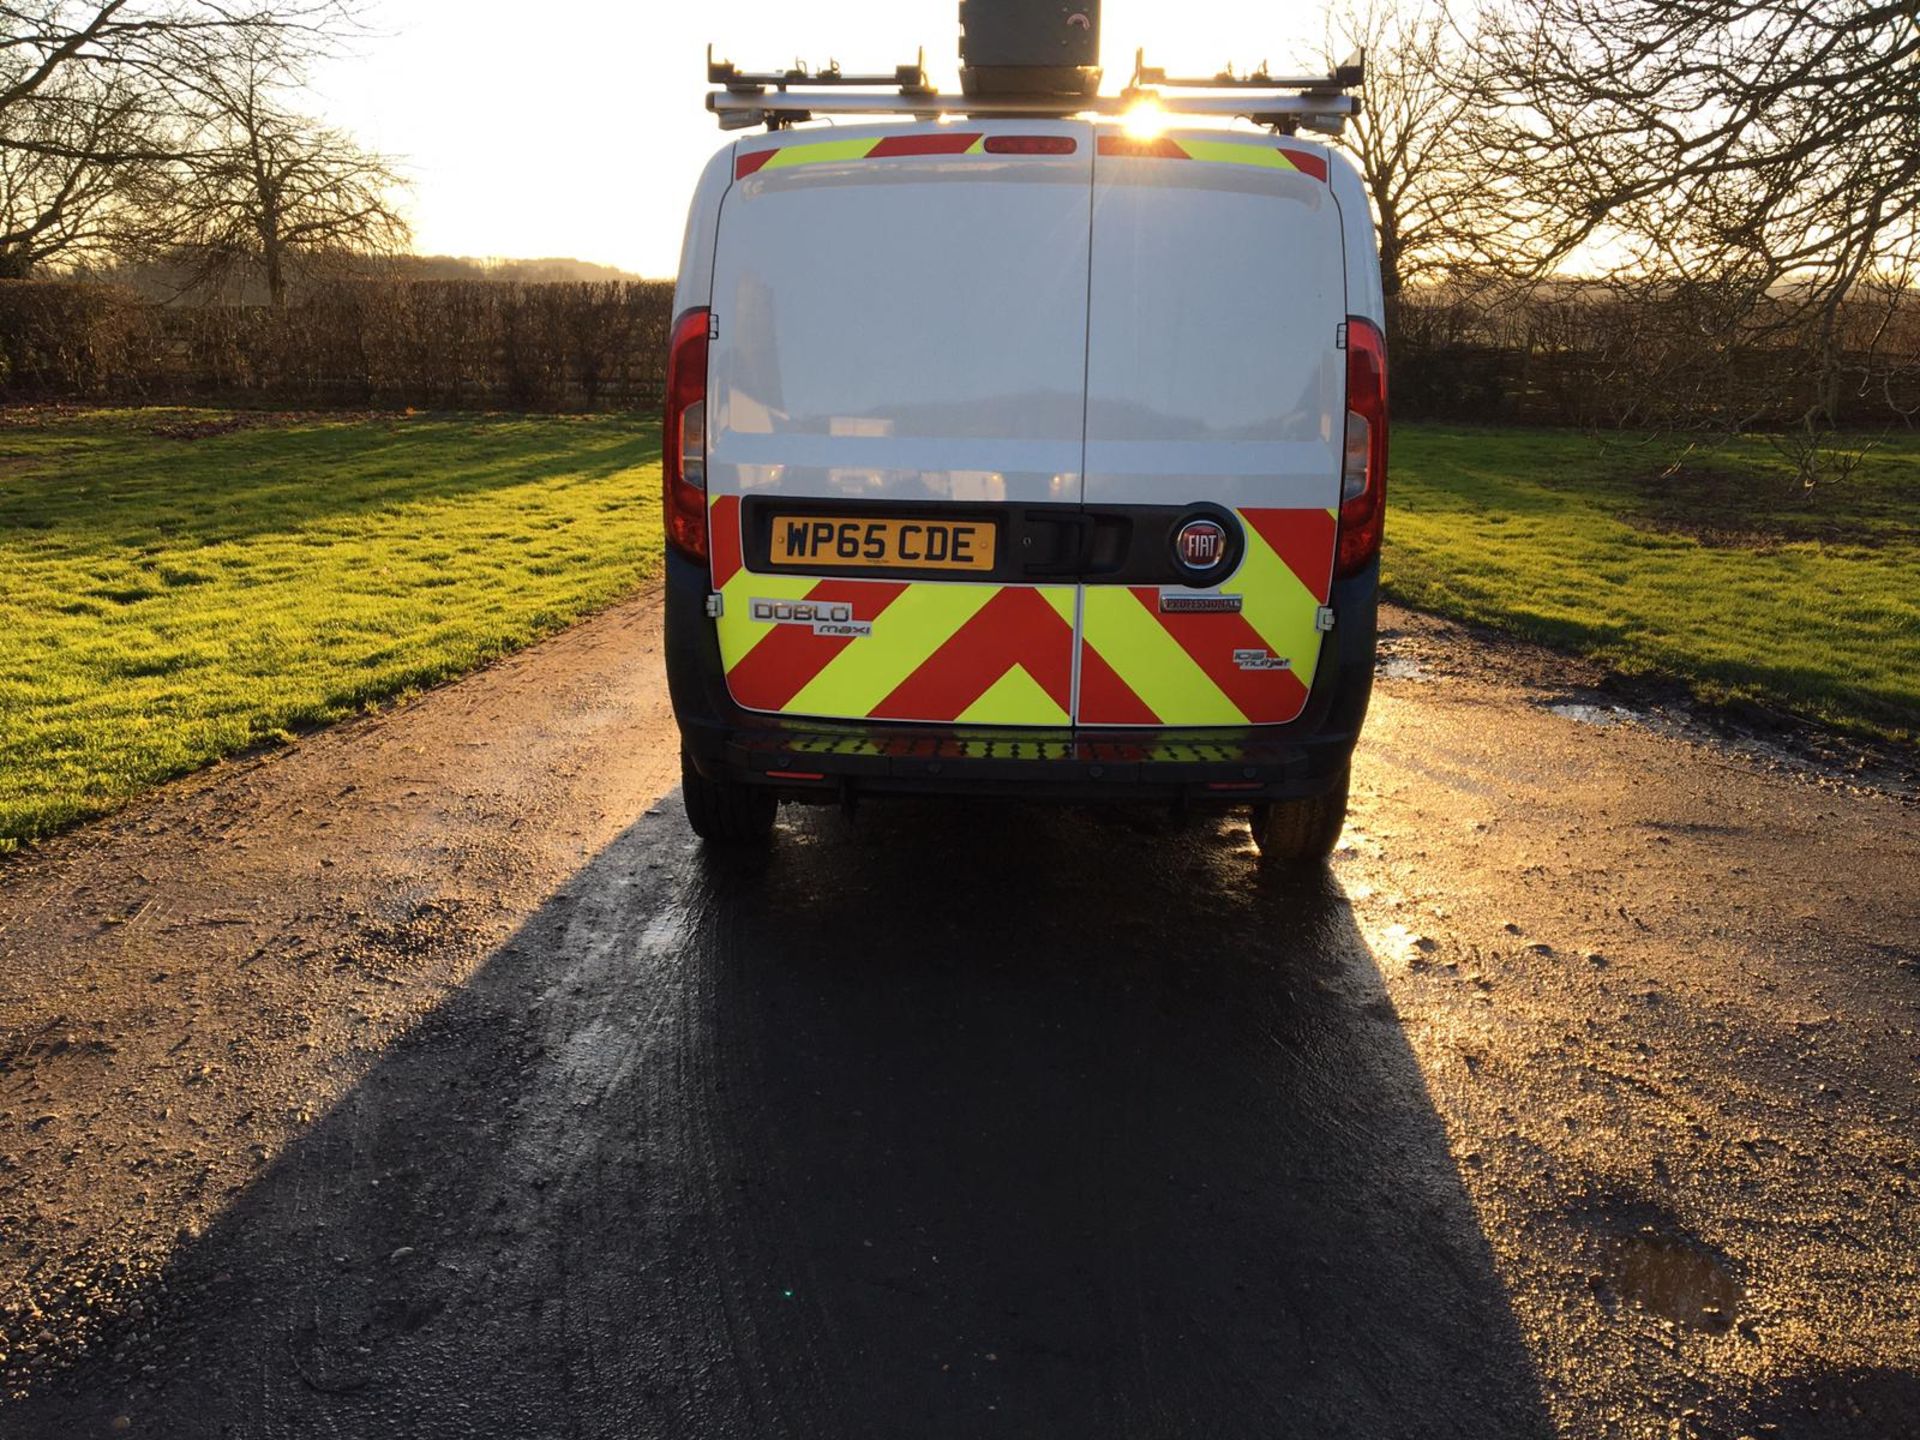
<box><xmin>1022</xmin><ymin>513</ymin><xmax>1092</xmax><ymax>577</ymax></box>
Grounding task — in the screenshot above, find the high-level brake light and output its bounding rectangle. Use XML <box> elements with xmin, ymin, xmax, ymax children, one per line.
<box><xmin>1335</xmin><ymin>315</ymin><xmax>1388</xmax><ymax>578</ymax></box>
<box><xmin>981</xmin><ymin>134</ymin><xmax>1078</xmax><ymax>154</ymax></box>
<box><xmin>1121</xmin><ymin>100</ymin><xmax>1167</xmax><ymax>139</ymax></box>
<box><xmin>664</xmin><ymin>307</ymin><xmax>710</xmax><ymax>562</ymax></box>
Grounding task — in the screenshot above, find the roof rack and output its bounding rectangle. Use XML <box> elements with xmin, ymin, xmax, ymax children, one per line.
<box><xmin>1130</xmin><ymin>49</ymin><xmax>1366</xmax><ymax>94</ymax></box>
<box><xmin>704</xmin><ymin>46</ymin><xmax>1363</xmax><ymax>135</ymax></box>
<box><xmin>708</xmin><ymin>45</ymin><xmax>934</xmax><ymax>99</ymax></box>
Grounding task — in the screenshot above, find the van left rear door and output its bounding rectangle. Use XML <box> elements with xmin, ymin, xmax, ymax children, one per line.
<box><xmin>705</xmin><ymin>121</ymin><xmax>1093</xmax><ymax>727</ymax></box>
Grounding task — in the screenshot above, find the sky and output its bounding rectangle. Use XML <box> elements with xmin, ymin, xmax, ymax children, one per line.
<box><xmin>309</xmin><ymin>1</ymin><xmax>1328</xmax><ymax>277</ymax></box>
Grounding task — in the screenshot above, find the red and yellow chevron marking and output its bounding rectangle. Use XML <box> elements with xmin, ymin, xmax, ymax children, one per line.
<box><xmin>1077</xmin><ymin>507</ymin><xmax>1336</xmax><ymax>726</ymax></box>
<box><xmin>1095</xmin><ymin>134</ymin><xmax>1328</xmax><ymax>181</ymax></box>
<box><xmin>868</xmin><ymin>588</ymin><xmax>1075</xmax><ymax>721</ymax></box>
<box><xmin>707</xmin><ymin>496</ymin><xmax>1335</xmax><ymax>728</ymax></box>
<box><xmin>735</xmin><ymin>133</ymin><xmax>1079</xmax><ymax>180</ymax></box>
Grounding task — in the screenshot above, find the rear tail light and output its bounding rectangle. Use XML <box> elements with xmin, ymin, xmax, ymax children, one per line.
<box><xmin>1335</xmin><ymin>315</ymin><xmax>1388</xmax><ymax>578</ymax></box>
<box><xmin>664</xmin><ymin>306</ymin><xmax>710</xmax><ymax>562</ymax></box>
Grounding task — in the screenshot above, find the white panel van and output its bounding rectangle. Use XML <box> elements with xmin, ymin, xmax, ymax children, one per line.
<box><xmin>664</xmin><ymin>74</ymin><xmax>1386</xmax><ymax>862</ymax></box>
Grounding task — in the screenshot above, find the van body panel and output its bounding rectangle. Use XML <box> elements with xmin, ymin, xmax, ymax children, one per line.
<box><xmin>708</xmin><ymin>121</ymin><xmax>1093</xmax><ymax>509</ymax></box>
<box><xmin>1082</xmin><ymin>145</ymin><xmax>1345</xmax><ymax>510</ymax></box>
<box><xmin>669</xmin><ymin>121</ymin><xmax>1381</xmax><ymax>764</ymax></box>
<box><xmin>1328</xmin><ymin>152</ymin><xmax>1387</xmax><ymax>330</ymax></box>
<box><xmin>706</xmin><ymin>122</ymin><xmax>1092</xmax><ymax>725</ymax></box>
<box><xmin>671</xmin><ymin>144</ymin><xmax>734</xmax><ymax>318</ymax></box>
<box><xmin>1076</xmin><ymin>503</ymin><xmax>1335</xmax><ymax>726</ymax></box>
<box><xmin>1076</xmin><ymin>132</ymin><xmax>1344</xmax><ymax>726</ymax></box>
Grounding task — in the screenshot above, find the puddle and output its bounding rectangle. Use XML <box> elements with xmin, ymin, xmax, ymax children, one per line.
<box><xmin>1538</xmin><ymin>688</ymin><xmax>1916</xmax><ymax>801</ymax></box>
<box><xmin>1599</xmin><ymin>1230</ymin><xmax>1742</xmax><ymax>1333</ymax></box>
<box><xmin>1546</xmin><ymin>701</ymin><xmax>1640</xmax><ymax>728</ymax></box>
<box><xmin>1377</xmin><ymin>657</ymin><xmax>1429</xmax><ymax>682</ymax></box>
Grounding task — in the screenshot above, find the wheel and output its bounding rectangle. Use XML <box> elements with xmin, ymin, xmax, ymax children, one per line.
<box><xmin>680</xmin><ymin>750</ymin><xmax>777</xmax><ymax>846</ymax></box>
<box><xmin>1248</xmin><ymin>763</ymin><xmax>1349</xmax><ymax>865</ymax></box>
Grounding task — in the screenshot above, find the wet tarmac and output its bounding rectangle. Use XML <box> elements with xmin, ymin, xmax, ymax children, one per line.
<box><xmin>2</xmin><ymin>598</ymin><xmax>1916</xmax><ymax>1439</ymax></box>
<box><xmin>4</xmin><ymin>803</ymin><xmax>1557</xmax><ymax>1438</ymax></box>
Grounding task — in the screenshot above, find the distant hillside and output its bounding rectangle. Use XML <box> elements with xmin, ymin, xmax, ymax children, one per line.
<box><xmin>64</xmin><ymin>252</ymin><xmax>658</xmax><ymax>303</ymax></box>
<box><xmin>393</xmin><ymin>255</ymin><xmax>653</xmax><ymax>284</ymax></box>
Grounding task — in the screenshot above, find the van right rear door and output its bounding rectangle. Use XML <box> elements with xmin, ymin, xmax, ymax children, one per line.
<box><xmin>1074</xmin><ymin>131</ymin><xmax>1348</xmax><ymax>728</ymax></box>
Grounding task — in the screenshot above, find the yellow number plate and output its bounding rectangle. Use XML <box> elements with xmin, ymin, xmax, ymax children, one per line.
<box><xmin>768</xmin><ymin>515</ymin><xmax>997</xmax><ymax>572</ymax></box>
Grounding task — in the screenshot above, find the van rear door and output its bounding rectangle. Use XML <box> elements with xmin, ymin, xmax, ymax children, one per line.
<box><xmin>705</xmin><ymin>121</ymin><xmax>1093</xmax><ymax>726</ymax></box>
<box><xmin>1075</xmin><ymin>133</ymin><xmax>1346</xmax><ymax>728</ymax></box>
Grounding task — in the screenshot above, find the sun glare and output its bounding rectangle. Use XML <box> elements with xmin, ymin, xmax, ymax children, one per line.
<box><xmin>1122</xmin><ymin>100</ymin><xmax>1168</xmax><ymax>139</ymax></box>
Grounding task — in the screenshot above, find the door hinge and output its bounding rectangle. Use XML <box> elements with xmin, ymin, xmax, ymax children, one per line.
<box><xmin>1315</xmin><ymin>605</ymin><xmax>1336</xmax><ymax>632</ymax></box>
<box><xmin>707</xmin><ymin>313</ymin><xmax>720</xmax><ymax>340</ymax></box>
<box><xmin>705</xmin><ymin>592</ymin><xmax>724</xmax><ymax>618</ymax></box>
<box><xmin>1335</xmin><ymin>321</ymin><xmax>1349</xmax><ymax>350</ymax></box>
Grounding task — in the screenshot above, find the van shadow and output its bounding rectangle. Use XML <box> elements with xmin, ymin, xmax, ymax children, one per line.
<box><xmin>10</xmin><ymin>801</ymin><xmax>1555</xmax><ymax>1440</ymax></box>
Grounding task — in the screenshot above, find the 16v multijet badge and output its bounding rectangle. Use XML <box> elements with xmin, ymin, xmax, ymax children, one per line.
<box><xmin>750</xmin><ymin>598</ymin><xmax>872</xmax><ymax>638</ymax></box>
<box><xmin>1233</xmin><ymin>648</ymin><xmax>1292</xmax><ymax>672</ymax></box>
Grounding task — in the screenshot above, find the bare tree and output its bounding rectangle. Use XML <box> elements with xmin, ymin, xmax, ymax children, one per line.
<box><xmin>0</xmin><ymin>69</ymin><xmax>156</xmax><ymax>273</ymax></box>
<box><xmin>1469</xmin><ymin>0</ymin><xmax>1920</xmax><ymax>428</ymax></box>
<box><xmin>1324</xmin><ymin>0</ymin><xmax>1492</xmax><ymax>298</ymax></box>
<box><xmin>158</xmin><ymin>45</ymin><xmax>406</xmax><ymax>304</ymax></box>
<box><xmin>0</xmin><ymin>1</ymin><xmax>350</xmax><ymax>272</ymax></box>
<box><xmin>0</xmin><ymin>2</ymin><xmax>347</xmax><ymax>119</ymax></box>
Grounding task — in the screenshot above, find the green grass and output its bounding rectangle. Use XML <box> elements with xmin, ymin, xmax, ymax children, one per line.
<box><xmin>0</xmin><ymin>409</ymin><xmax>663</xmax><ymax>848</ymax></box>
<box><xmin>1386</xmin><ymin>425</ymin><xmax>1920</xmax><ymax>740</ymax></box>
<box><xmin>2</xmin><ymin>410</ymin><xmax>1911</xmax><ymax>848</ymax></box>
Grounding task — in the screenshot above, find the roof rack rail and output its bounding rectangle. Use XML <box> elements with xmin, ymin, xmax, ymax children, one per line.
<box><xmin>1128</xmin><ymin>48</ymin><xmax>1365</xmax><ymax>95</ymax></box>
<box><xmin>706</xmin><ymin>47</ymin><xmax>1363</xmax><ymax>135</ymax></box>
<box><xmin>707</xmin><ymin>44</ymin><xmax>935</xmax><ymax>98</ymax></box>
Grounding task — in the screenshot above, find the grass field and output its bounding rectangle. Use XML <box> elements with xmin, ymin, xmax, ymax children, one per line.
<box><xmin>1</xmin><ymin>410</ymin><xmax>1913</xmax><ymax>849</ymax></box>
<box><xmin>0</xmin><ymin>410</ymin><xmax>663</xmax><ymax>848</ymax></box>
<box><xmin>1386</xmin><ymin>427</ymin><xmax>1920</xmax><ymax>740</ymax></box>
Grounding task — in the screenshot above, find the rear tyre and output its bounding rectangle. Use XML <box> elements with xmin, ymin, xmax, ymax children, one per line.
<box><xmin>681</xmin><ymin>751</ymin><xmax>778</xmax><ymax>846</ymax></box>
<box><xmin>1249</xmin><ymin>763</ymin><xmax>1349</xmax><ymax>865</ymax></box>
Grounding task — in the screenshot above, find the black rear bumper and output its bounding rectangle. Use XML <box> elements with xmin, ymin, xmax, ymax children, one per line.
<box><xmin>664</xmin><ymin>549</ymin><xmax>1377</xmax><ymax>805</ymax></box>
